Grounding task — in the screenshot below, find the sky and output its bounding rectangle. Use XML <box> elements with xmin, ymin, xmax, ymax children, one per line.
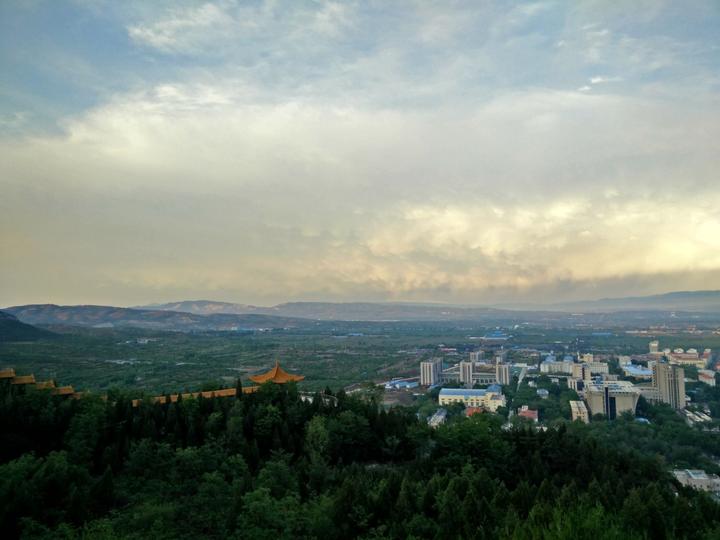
<box><xmin>1</xmin><ymin>0</ymin><xmax>720</xmax><ymax>308</ymax></box>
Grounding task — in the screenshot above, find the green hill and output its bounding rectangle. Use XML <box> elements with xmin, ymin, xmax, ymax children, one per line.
<box><xmin>0</xmin><ymin>311</ymin><xmax>54</xmax><ymax>342</ymax></box>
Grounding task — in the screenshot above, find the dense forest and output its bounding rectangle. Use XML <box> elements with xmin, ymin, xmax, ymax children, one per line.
<box><xmin>2</xmin><ymin>380</ymin><xmax>720</xmax><ymax>539</ymax></box>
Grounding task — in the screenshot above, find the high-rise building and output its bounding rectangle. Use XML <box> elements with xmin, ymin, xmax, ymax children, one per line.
<box><xmin>569</xmin><ymin>400</ymin><xmax>590</xmax><ymax>423</ymax></box>
<box><xmin>571</xmin><ymin>363</ymin><xmax>592</xmax><ymax>381</ymax></box>
<box><xmin>567</xmin><ymin>378</ymin><xmax>585</xmax><ymax>393</ymax></box>
<box><xmin>649</xmin><ymin>340</ymin><xmax>660</xmax><ymax>354</ymax></box>
<box><xmin>653</xmin><ymin>363</ymin><xmax>686</xmax><ymax>410</ymax></box>
<box><xmin>459</xmin><ymin>361</ymin><xmax>474</xmax><ymax>386</ymax></box>
<box><xmin>585</xmin><ymin>381</ymin><xmax>640</xmax><ymax>420</ymax></box>
<box><xmin>420</xmin><ymin>358</ymin><xmax>443</xmax><ymax>386</ymax></box>
<box><xmin>469</xmin><ymin>350</ymin><xmax>482</xmax><ymax>362</ymax></box>
<box><xmin>496</xmin><ymin>363</ymin><xmax>511</xmax><ymax>386</ymax></box>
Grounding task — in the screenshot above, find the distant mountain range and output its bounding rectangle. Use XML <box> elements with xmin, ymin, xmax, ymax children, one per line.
<box><xmin>4</xmin><ymin>290</ymin><xmax>720</xmax><ymax>333</ymax></box>
<box><xmin>141</xmin><ymin>291</ymin><xmax>720</xmax><ymax>319</ymax></box>
<box><xmin>0</xmin><ymin>310</ymin><xmax>55</xmax><ymax>342</ymax></box>
<box><xmin>3</xmin><ymin>304</ymin><xmax>311</xmax><ymax>332</ymax></box>
<box><xmin>503</xmin><ymin>290</ymin><xmax>720</xmax><ymax>313</ymax></box>
<box><xmin>140</xmin><ymin>300</ymin><xmax>259</xmax><ymax>316</ymax></box>
<box><xmin>137</xmin><ymin>300</ymin><xmax>506</xmax><ymax>321</ymax></box>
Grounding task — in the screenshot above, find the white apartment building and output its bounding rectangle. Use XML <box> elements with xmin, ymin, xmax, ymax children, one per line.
<box><xmin>420</xmin><ymin>358</ymin><xmax>443</xmax><ymax>386</ymax></box>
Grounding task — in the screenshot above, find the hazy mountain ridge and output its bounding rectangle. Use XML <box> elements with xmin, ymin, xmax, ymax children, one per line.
<box><xmin>3</xmin><ymin>304</ymin><xmax>311</xmax><ymax>332</ymax></box>
<box><xmin>140</xmin><ymin>290</ymin><xmax>720</xmax><ymax>319</ymax></box>
<box><xmin>138</xmin><ymin>300</ymin><xmax>260</xmax><ymax>316</ymax></box>
<box><xmin>136</xmin><ymin>300</ymin><xmax>510</xmax><ymax>321</ymax></box>
<box><xmin>542</xmin><ymin>290</ymin><xmax>720</xmax><ymax>313</ymax></box>
<box><xmin>7</xmin><ymin>291</ymin><xmax>720</xmax><ymax>333</ymax></box>
<box><xmin>0</xmin><ymin>310</ymin><xmax>55</xmax><ymax>342</ymax></box>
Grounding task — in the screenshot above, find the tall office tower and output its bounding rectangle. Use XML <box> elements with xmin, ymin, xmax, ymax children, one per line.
<box><xmin>652</xmin><ymin>363</ymin><xmax>686</xmax><ymax>410</ymax></box>
<box><xmin>459</xmin><ymin>361</ymin><xmax>474</xmax><ymax>386</ymax></box>
<box><xmin>469</xmin><ymin>350</ymin><xmax>482</xmax><ymax>362</ymax></box>
<box><xmin>420</xmin><ymin>358</ymin><xmax>443</xmax><ymax>386</ymax></box>
<box><xmin>569</xmin><ymin>400</ymin><xmax>590</xmax><ymax>423</ymax></box>
<box><xmin>571</xmin><ymin>363</ymin><xmax>592</xmax><ymax>381</ymax></box>
<box><xmin>496</xmin><ymin>363</ymin><xmax>511</xmax><ymax>386</ymax></box>
<box><xmin>649</xmin><ymin>340</ymin><xmax>660</xmax><ymax>354</ymax></box>
<box><xmin>585</xmin><ymin>381</ymin><xmax>640</xmax><ymax>420</ymax></box>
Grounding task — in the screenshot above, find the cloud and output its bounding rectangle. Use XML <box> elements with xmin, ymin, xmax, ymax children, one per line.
<box><xmin>127</xmin><ymin>2</ymin><xmax>239</xmax><ymax>54</ymax></box>
<box><xmin>0</xmin><ymin>112</ymin><xmax>30</xmax><ymax>131</ymax></box>
<box><xmin>589</xmin><ymin>75</ymin><xmax>621</xmax><ymax>84</ymax></box>
<box><xmin>2</xmin><ymin>1</ymin><xmax>720</xmax><ymax>305</ymax></box>
<box><xmin>312</xmin><ymin>2</ymin><xmax>354</xmax><ymax>36</ymax></box>
<box><xmin>2</xmin><ymin>78</ymin><xmax>719</xmax><ymax>305</ymax></box>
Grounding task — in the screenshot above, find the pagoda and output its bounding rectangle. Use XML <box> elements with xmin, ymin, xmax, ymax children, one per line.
<box><xmin>249</xmin><ymin>360</ymin><xmax>305</xmax><ymax>384</ymax></box>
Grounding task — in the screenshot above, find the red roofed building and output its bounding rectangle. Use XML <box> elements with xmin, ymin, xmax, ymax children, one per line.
<box><xmin>465</xmin><ymin>407</ymin><xmax>484</xmax><ymax>417</ymax></box>
<box><xmin>517</xmin><ymin>405</ymin><xmax>539</xmax><ymax>422</ymax></box>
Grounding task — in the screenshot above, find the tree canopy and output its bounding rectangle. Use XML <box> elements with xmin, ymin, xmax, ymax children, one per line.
<box><xmin>1</xmin><ymin>380</ymin><xmax>719</xmax><ymax>539</ymax></box>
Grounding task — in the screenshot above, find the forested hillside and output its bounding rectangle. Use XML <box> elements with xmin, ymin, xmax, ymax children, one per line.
<box><xmin>1</xmin><ymin>381</ymin><xmax>719</xmax><ymax>539</ymax></box>
<box><xmin>0</xmin><ymin>311</ymin><xmax>54</xmax><ymax>342</ymax></box>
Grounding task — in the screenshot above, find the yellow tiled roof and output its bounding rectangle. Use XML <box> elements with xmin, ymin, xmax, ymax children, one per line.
<box><xmin>132</xmin><ymin>385</ymin><xmax>259</xmax><ymax>407</ymax></box>
<box><xmin>249</xmin><ymin>361</ymin><xmax>305</xmax><ymax>384</ymax></box>
<box><xmin>11</xmin><ymin>374</ymin><xmax>36</xmax><ymax>385</ymax></box>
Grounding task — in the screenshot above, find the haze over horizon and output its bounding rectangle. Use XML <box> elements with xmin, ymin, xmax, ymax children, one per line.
<box><xmin>2</xmin><ymin>1</ymin><xmax>719</xmax><ymax>307</ymax></box>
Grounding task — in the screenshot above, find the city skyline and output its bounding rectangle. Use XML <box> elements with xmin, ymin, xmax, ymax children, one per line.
<box><xmin>2</xmin><ymin>1</ymin><xmax>719</xmax><ymax>307</ymax></box>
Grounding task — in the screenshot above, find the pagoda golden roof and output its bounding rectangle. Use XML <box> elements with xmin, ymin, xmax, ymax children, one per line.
<box><xmin>0</xmin><ymin>368</ymin><xmax>16</xmax><ymax>379</ymax></box>
<box><xmin>11</xmin><ymin>374</ymin><xmax>36</xmax><ymax>385</ymax></box>
<box><xmin>249</xmin><ymin>360</ymin><xmax>305</xmax><ymax>384</ymax></box>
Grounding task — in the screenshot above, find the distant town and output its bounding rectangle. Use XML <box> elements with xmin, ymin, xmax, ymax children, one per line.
<box><xmin>361</xmin><ymin>330</ymin><xmax>720</xmax><ymax>497</ymax></box>
<box><xmin>416</xmin><ymin>336</ymin><xmax>711</xmax><ymax>422</ymax></box>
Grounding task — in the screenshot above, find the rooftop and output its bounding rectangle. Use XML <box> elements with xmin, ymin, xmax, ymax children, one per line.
<box><xmin>439</xmin><ymin>388</ymin><xmax>492</xmax><ymax>397</ymax></box>
<box><xmin>587</xmin><ymin>380</ymin><xmax>640</xmax><ymax>394</ymax></box>
<box><xmin>621</xmin><ymin>364</ymin><xmax>653</xmax><ymax>376</ymax></box>
<box><xmin>249</xmin><ymin>360</ymin><xmax>305</xmax><ymax>384</ymax></box>
<box><xmin>518</xmin><ymin>407</ymin><xmax>539</xmax><ymax>421</ymax></box>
